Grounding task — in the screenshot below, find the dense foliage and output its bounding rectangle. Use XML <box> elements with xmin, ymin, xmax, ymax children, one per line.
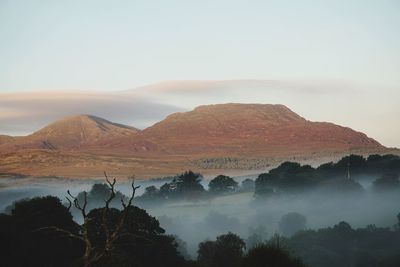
<box><xmin>255</xmin><ymin>154</ymin><xmax>400</xmax><ymax>196</ymax></box>
<box><xmin>208</xmin><ymin>175</ymin><xmax>238</xmax><ymax>194</ymax></box>
<box><xmin>287</xmin><ymin>220</ymin><xmax>400</xmax><ymax>267</ymax></box>
<box><xmin>0</xmin><ymin>195</ymin><xmax>188</xmax><ymax>267</ymax></box>
<box><xmin>1</xmin><ymin>154</ymin><xmax>400</xmax><ymax>266</ymax></box>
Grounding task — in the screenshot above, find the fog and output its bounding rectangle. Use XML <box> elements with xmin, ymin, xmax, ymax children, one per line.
<box><xmin>1</xmin><ymin>174</ymin><xmax>399</xmax><ymax>258</ymax></box>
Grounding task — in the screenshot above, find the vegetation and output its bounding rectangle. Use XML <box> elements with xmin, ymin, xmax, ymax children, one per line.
<box><xmin>139</xmin><ymin>171</ymin><xmax>241</xmax><ymax>203</ymax></box>
<box><xmin>1</xmin><ymin>154</ymin><xmax>400</xmax><ymax>266</ymax></box>
<box><xmin>243</xmin><ymin>235</ymin><xmax>307</xmax><ymax>267</ymax></box>
<box><xmin>287</xmin><ymin>220</ymin><xmax>400</xmax><ymax>267</ymax></box>
<box><xmin>372</xmin><ymin>173</ymin><xmax>400</xmax><ymax>191</ymax></box>
<box><xmin>208</xmin><ymin>175</ymin><xmax>238</xmax><ymax>194</ymax></box>
<box><xmin>0</xmin><ymin>174</ymin><xmax>187</xmax><ymax>267</ymax></box>
<box><xmin>240</xmin><ymin>178</ymin><xmax>255</xmax><ymax>192</ymax></box>
<box><xmin>279</xmin><ymin>212</ymin><xmax>307</xmax><ymax>237</ymax></box>
<box><xmin>255</xmin><ymin>154</ymin><xmax>400</xmax><ymax>197</ymax></box>
<box><xmin>198</xmin><ymin>232</ymin><xmax>245</xmax><ymax>267</ymax></box>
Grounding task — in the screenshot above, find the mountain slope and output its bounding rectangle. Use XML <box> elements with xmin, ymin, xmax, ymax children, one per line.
<box><xmin>143</xmin><ymin>103</ymin><xmax>383</xmax><ymax>156</ymax></box>
<box><xmin>1</xmin><ymin>115</ymin><xmax>139</xmax><ymax>151</ymax></box>
<box><xmin>0</xmin><ymin>135</ymin><xmax>15</xmax><ymax>145</ymax></box>
<box><xmin>0</xmin><ymin>104</ymin><xmax>392</xmax><ymax>178</ymax></box>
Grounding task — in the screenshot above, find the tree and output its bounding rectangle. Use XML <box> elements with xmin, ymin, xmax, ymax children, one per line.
<box><xmin>287</xmin><ymin>220</ymin><xmax>400</xmax><ymax>267</ymax></box>
<box><xmin>279</xmin><ymin>212</ymin><xmax>307</xmax><ymax>237</ymax></box>
<box><xmin>208</xmin><ymin>175</ymin><xmax>238</xmax><ymax>194</ymax></box>
<box><xmin>197</xmin><ymin>232</ymin><xmax>245</xmax><ymax>267</ymax></box>
<box><xmin>197</xmin><ymin>240</ymin><xmax>217</xmax><ymax>267</ymax></box>
<box><xmin>161</xmin><ymin>171</ymin><xmax>205</xmax><ymax>199</ymax></box>
<box><xmin>140</xmin><ymin>185</ymin><xmax>161</xmax><ymax>200</ymax></box>
<box><xmin>246</xmin><ymin>226</ymin><xmax>268</xmax><ymax>249</ymax></box>
<box><xmin>0</xmin><ymin>196</ymin><xmax>83</xmax><ymax>267</ymax></box>
<box><xmin>84</xmin><ymin>206</ymin><xmax>186</xmax><ymax>267</ymax></box>
<box><xmin>255</xmin><ymin>162</ymin><xmax>317</xmax><ymax>196</ymax></box>
<box><xmin>11</xmin><ymin>196</ymin><xmax>79</xmax><ymax>232</ymax></box>
<box><xmin>373</xmin><ymin>173</ymin><xmax>400</xmax><ymax>192</ymax></box>
<box><xmin>175</xmin><ymin>171</ymin><xmax>205</xmax><ymax>194</ymax></box>
<box><xmin>254</xmin><ymin>173</ymin><xmax>275</xmax><ymax>197</ymax></box>
<box><xmin>241</xmin><ymin>178</ymin><xmax>255</xmax><ymax>192</ymax></box>
<box><xmin>318</xmin><ymin>177</ymin><xmax>363</xmax><ymax>194</ymax></box>
<box><xmin>29</xmin><ymin>172</ymin><xmax>188</xmax><ymax>267</ymax></box>
<box><xmin>242</xmin><ymin>236</ymin><xmax>306</xmax><ymax>267</ymax></box>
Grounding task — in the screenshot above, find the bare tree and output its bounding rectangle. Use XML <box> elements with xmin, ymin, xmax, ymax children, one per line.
<box><xmin>38</xmin><ymin>172</ymin><xmax>140</xmax><ymax>267</ymax></box>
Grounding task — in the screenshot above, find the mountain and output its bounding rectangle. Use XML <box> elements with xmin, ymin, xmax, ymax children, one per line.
<box><xmin>0</xmin><ymin>104</ymin><xmax>393</xmax><ymax>178</ymax></box>
<box><xmin>0</xmin><ymin>135</ymin><xmax>15</xmax><ymax>145</ymax></box>
<box><xmin>1</xmin><ymin>115</ymin><xmax>139</xmax><ymax>151</ymax></box>
<box><xmin>143</xmin><ymin>103</ymin><xmax>383</xmax><ymax>156</ymax></box>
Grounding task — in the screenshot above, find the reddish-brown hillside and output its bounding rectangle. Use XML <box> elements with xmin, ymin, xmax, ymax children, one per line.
<box><xmin>1</xmin><ymin>115</ymin><xmax>139</xmax><ymax>151</ymax></box>
<box><xmin>143</xmin><ymin>104</ymin><xmax>383</xmax><ymax>156</ymax></box>
<box><xmin>0</xmin><ymin>135</ymin><xmax>15</xmax><ymax>145</ymax></box>
<box><xmin>0</xmin><ymin>104</ymin><xmax>391</xmax><ymax>178</ymax></box>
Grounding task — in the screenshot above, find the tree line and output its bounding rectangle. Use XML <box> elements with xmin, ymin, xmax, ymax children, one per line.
<box><xmin>0</xmin><ymin>174</ymin><xmax>306</xmax><ymax>267</ymax></box>
<box><xmin>136</xmin><ymin>154</ymin><xmax>400</xmax><ymax>203</ymax></box>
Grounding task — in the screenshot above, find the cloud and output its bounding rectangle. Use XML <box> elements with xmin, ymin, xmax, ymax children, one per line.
<box><xmin>0</xmin><ymin>80</ymin><xmax>399</xmax><ymax>148</ymax></box>
<box><xmin>124</xmin><ymin>80</ymin><xmax>400</xmax><ymax>148</ymax></box>
<box><xmin>0</xmin><ymin>91</ymin><xmax>183</xmax><ymax>135</ymax></box>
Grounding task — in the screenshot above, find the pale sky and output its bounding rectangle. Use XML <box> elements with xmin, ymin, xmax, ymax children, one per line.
<box><xmin>0</xmin><ymin>1</ymin><xmax>399</xmax><ymax>147</ymax></box>
<box><xmin>1</xmin><ymin>0</ymin><xmax>399</xmax><ymax>91</ymax></box>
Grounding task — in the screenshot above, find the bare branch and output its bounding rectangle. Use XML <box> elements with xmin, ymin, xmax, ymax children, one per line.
<box><xmin>81</xmin><ymin>191</ymin><xmax>87</xmax><ymax>218</ymax></box>
<box><xmin>121</xmin><ymin>197</ymin><xmax>127</xmax><ymax>209</ymax></box>
<box><xmin>126</xmin><ymin>175</ymin><xmax>140</xmax><ymax>208</ymax></box>
<box><xmin>65</xmin><ymin>196</ymin><xmax>72</xmax><ymax>210</ymax></box>
<box><xmin>63</xmin><ymin>172</ymin><xmax>143</xmax><ymax>267</ymax></box>
<box><xmin>103</xmin><ymin>172</ymin><xmax>116</xmax><ymax>209</ymax></box>
<box><xmin>67</xmin><ymin>190</ymin><xmax>87</xmax><ymax>218</ymax></box>
<box><xmin>33</xmin><ymin>226</ymin><xmax>85</xmax><ymax>242</ymax></box>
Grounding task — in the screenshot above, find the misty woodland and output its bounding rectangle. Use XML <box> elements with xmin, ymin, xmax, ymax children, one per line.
<box><xmin>1</xmin><ymin>154</ymin><xmax>400</xmax><ymax>267</ymax></box>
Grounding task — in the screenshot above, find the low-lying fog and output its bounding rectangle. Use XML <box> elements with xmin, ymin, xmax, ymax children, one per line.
<box><xmin>1</xmin><ymin>175</ymin><xmax>399</xmax><ymax>257</ymax></box>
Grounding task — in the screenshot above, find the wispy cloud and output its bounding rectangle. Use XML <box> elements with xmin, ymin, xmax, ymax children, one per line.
<box><xmin>0</xmin><ymin>91</ymin><xmax>183</xmax><ymax>135</ymax></box>
<box><xmin>0</xmin><ymin>80</ymin><xmax>399</xmax><ymax>148</ymax></box>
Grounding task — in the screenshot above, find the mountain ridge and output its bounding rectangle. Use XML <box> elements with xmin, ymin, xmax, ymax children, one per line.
<box><xmin>0</xmin><ymin>103</ymin><xmax>394</xmax><ymax>178</ymax></box>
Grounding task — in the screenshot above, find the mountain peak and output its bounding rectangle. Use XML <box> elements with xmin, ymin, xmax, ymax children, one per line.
<box><xmin>4</xmin><ymin>114</ymin><xmax>139</xmax><ymax>150</ymax></box>
<box><xmin>44</xmin><ymin>114</ymin><xmax>138</xmax><ymax>132</ymax></box>
<box><xmin>192</xmin><ymin>103</ymin><xmax>306</xmax><ymax>121</ymax></box>
<box><xmin>145</xmin><ymin>103</ymin><xmax>306</xmax><ymax>139</ymax></box>
<box><xmin>143</xmin><ymin>103</ymin><xmax>383</xmax><ymax>156</ymax></box>
<box><xmin>0</xmin><ymin>104</ymin><xmax>388</xmax><ymax>177</ymax></box>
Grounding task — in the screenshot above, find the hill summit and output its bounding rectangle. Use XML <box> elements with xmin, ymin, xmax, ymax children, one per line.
<box><xmin>0</xmin><ymin>104</ymin><xmax>390</xmax><ymax>178</ymax></box>
<box><xmin>2</xmin><ymin>115</ymin><xmax>138</xmax><ymax>151</ymax></box>
<box><xmin>143</xmin><ymin>103</ymin><xmax>382</xmax><ymax>155</ymax></box>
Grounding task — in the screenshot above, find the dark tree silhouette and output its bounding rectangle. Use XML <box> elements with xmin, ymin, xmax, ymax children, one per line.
<box><xmin>255</xmin><ymin>162</ymin><xmax>317</xmax><ymax>196</ymax></box>
<box><xmin>175</xmin><ymin>170</ymin><xmax>205</xmax><ymax>195</ymax></box>
<box><xmin>373</xmin><ymin>173</ymin><xmax>400</xmax><ymax>191</ymax></box>
<box><xmin>197</xmin><ymin>232</ymin><xmax>245</xmax><ymax>267</ymax></box>
<box><xmin>243</xmin><ymin>235</ymin><xmax>306</xmax><ymax>267</ymax></box>
<box><xmin>2</xmin><ymin>172</ymin><xmax>188</xmax><ymax>267</ymax></box>
<box><xmin>61</xmin><ymin>172</ymin><xmax>141</xmax><ymax>266</ymax></box>
<box><xmin>241</xmin><ymin>178</ymin><xmax>255</xmax><ymax>192</ymax></box>
<box><xmin>208</xmin><ymin>175</ymin><xmax>238</xmax><ymax>194</ymax></box>
<box><xmin>288</xmin><ymin>219</ymin><xmax>400</xmax><ymax>267</ymax></box>
<box><xmin>0</xmin><ymin>196</ymin><xmax>83</xmax><ymax>267</ymax></box>
<box><xmin>159</xmin><ymin>171</ymin><xmax>205</xmax><ymax>199</ymax></box>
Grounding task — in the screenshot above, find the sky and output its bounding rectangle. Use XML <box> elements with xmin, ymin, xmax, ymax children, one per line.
<box><xmin>0</xmin><ymin>0</ymin><xmax>399</xmax><ymax>147</ymax></box>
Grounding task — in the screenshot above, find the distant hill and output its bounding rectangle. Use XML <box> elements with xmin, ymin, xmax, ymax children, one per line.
<box><xmin>0</xmin><ymin>135</ymin><xmax>15</xmax><ymax>145</ymax></box>
<box><xmin>0</xmin><ymin>115</ymin><xmax>139</xmax><ymax>151</ymax></box>
<box><xmin>143</xmin><ymin>103</ymin><xmax>382</xmax><ymax>155</ymax></box>
<box><xmin>0</xmin><ymin>104</ymin><xmax>394</xmax><ymax>178</ymax></box>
